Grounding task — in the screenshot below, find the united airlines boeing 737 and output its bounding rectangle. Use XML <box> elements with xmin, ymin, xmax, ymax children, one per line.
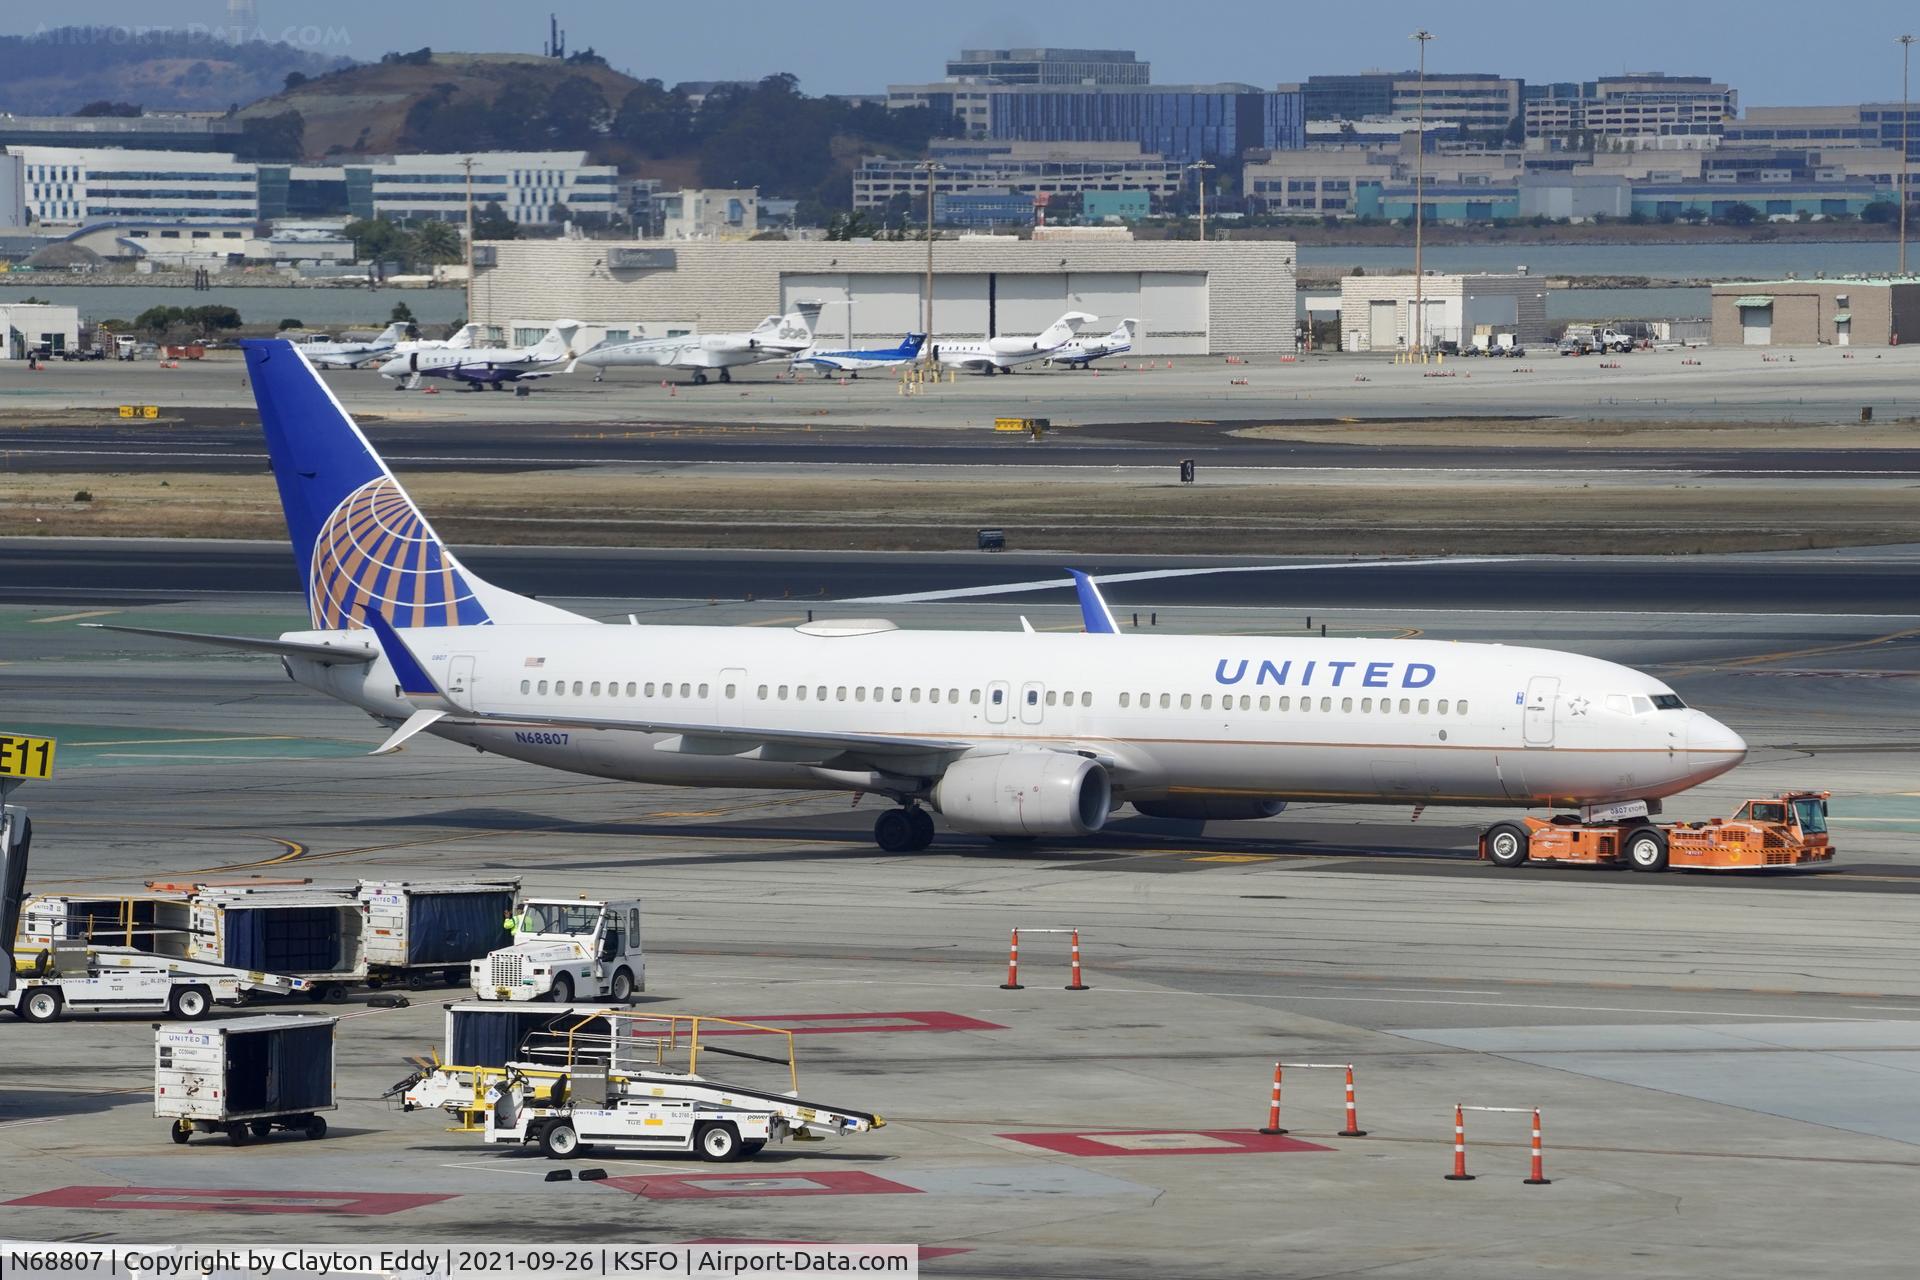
<box><xmin>97</xmin><ymin>341</ymin><xmax>1747</xmax><ymax>853</ymax></box>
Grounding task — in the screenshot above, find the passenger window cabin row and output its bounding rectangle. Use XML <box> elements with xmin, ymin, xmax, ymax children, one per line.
<box><xmin>512</xmin><ymin>677</ymin><xmax>1468</xmax><ymax>718</ymax></box>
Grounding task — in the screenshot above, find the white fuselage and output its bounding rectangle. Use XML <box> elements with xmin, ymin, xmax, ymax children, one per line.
<box><xmin>580</xmin><ymin>330</ymin><xmax>811</xmax><ymax>373</ymax></box>
<box><xmin>935</xmin><ymin>338</ymin><xmax>1069</xmax><ymax>373</ymax></box>
<box><xmin>379</xmin><ymin>345</ymin><xmax>565</xmax><ymax>380</ymax></box>
<box><xmin>285</xmin><ymin>623</ymin><xmax>1744</xmax><ymax>810</ymax></box>
<box><xmin>1051</xmin><ymin>336</ymin><xmax>1131</xmax><ymax>367</ymax></box>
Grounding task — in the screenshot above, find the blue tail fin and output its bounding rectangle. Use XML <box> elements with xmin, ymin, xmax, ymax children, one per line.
<box><xmin>244</xmin><ymin>340</ymin><xmax>579</xmax><ymax>631</ymax></box>
<box><xmin>896</xmin><ymin>333</ymin><xmax>927</xmax><ymax>358</ymax></box>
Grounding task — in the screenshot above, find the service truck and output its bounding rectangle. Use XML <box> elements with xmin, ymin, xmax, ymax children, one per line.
<box><xmin>473</xmin><ymin>897</ymin><xmax>643</xmax><ymax>1003</ymax></box>
<box><xmin>6</xmin><ymin>942</ymin><xmax>310</xmax><ymax>1022</ymax></box>
<box><xmin>1481</xmin><ymin>791</ymin><xmax>1834</xmax><ymax>872</ymax></box>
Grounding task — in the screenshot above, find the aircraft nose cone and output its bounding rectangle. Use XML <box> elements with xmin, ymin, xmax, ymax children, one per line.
<box><xmin>1688</xmin><ymin>714</ymin><xmax>1748</xmax><ymax>768</ymax></box>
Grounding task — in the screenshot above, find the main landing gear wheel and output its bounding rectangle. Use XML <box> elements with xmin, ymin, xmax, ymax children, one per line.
<box><xmin>874</xmin><ymin>807</ymin><xmax>936</xmax><ymax>852</ymax></box>
<box><xmin>692</xmin><ymin>371</ymin><xmax>708</xmax><ymax>385</ymax></box>
<box><xmin>906</xmin><ymin>807</ymin><xmax>935</xmax><ymax>851</ymax></box>
<box><xmin>1485</xmin><ymin>822</ymin><xmax>1531</xmax><ymax>868</ymax></box>
<box><xmin>718</xmin><ymin>368</ymin><xmax>732</xmax><ymax>383</ymax></box>
<box><xmin>1625</xmin><ymin>825</ymin><xmax>1669</xmax><ymax>872</ymax></box>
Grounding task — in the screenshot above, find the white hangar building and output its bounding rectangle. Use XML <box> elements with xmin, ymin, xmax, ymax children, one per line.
<box><xmin>468</xmin><ymin>239</ymin><xmax>1297</xmax><ymax>356</ymax></box>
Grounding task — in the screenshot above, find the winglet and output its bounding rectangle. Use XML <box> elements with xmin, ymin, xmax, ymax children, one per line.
<box><xmin>361</xmin><ymin>608</ymin><xmax>450</xmax><ymax>703</ymax></box>
<box><xmin>1068</xmin><ymin>570</ymin><xmax>1120</xmax><ymax>635</ymax></box>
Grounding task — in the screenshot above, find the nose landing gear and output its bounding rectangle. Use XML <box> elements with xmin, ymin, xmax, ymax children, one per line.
<box><xmin>873</xmin><ymin>806</ymin><xmax>935</xmax><ymax>852</ymax></box>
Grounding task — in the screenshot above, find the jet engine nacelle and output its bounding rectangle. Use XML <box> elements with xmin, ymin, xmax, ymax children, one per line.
<box><xmin>986</xmin><ymin>335</ymin><xmax>1040</xmax><ymax>356</ymax></box>
<box><xmin>933</xmin><ymin>751</ymin><xmax>1111</xmax><ymax>837</ymax></box>
<box><xmin>1131</xmin><ymin>797</ymin><xmax>1288</xmax><ymax>822</ymax></box>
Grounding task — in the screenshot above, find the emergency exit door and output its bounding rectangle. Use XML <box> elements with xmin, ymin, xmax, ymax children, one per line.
<box><xmin>447</xmin><ymin>655</ymin><xmax>476</xmax><ymax>699</ymax></box>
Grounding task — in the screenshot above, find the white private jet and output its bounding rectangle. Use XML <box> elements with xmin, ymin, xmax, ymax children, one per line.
<box><xmin>377</xmin><ymin>322</ymin><xmax>581</xmax><ymax>391</ymax></box>
<box><xmin>934</xmin><ymin>311</ymin><xmax>1096</xmax><ymax>375</ymax></box>
<box><xmin>574</xmin><ymin>303</ymin><xmax>822</xmax><ymax>384</ymax></box>
<box><xmin>298</xmin><ymin>322</ymin><xmax>411</xmax><ymax>370</ymax></box>
<box><xmin>96</xmin><ymin>339</ymin><xmax>1748</xmax><ymax>854</ymax></box>
<box><xmin>388</xmin><ymin>322</ymin><xmax>482</xmax><ymax>359</ymax></box>
<box><xmin>1048</xmin><ymin>318</ymin><xmax>1137</xmax><ymax>369</ymax></box>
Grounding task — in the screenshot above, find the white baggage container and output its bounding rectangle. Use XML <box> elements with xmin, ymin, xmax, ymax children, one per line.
<box><xmin>357</xmin><ymin>878</ymin><xmax>519</xmax><ymax>987</ymax></box>
<box><xmin>180</xmin><ymin>887</ymin><xmax>367</xmax><ymax>999</ymax></box>
<box><xmin>155</xmin><ymin>1014</ymin><xmax>337</xmax><ymax>1144</ymax></box>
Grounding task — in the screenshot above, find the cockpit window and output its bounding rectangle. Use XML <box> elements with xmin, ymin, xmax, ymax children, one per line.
<box><xmin>1651</xmin><ymin>694</ymin><xmax>1686</xmax><ymax>710</ymax></box>
<box><xmin>1792</xmin><ymin>798</ymin><xmax>1827</xmax><ymax>834</ymax></box>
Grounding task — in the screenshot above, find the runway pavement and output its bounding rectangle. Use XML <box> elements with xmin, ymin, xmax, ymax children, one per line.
<box><xmin>3</xmin><ymin>589</ymin><xmax>1919</xmax><ymax>1274</ymax></box>
<box><xmin>5</xmin><ymin>343</ymin><xmax>1920</xmax><ymax>429</ymax></box>
<box><xmin>5</xmin><ymin>537</ymin><xmax>1918</xmax><ymax>616</ymax></box>
<box><xmin>7</xmin><ymin>413</ymin><xmax>1920</xmax><ymax>476</ymax></box>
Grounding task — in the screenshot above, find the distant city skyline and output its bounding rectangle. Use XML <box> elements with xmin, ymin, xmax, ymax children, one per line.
<box><xmin>2</xmin><ymin>0</ymin><xmax>1915</xmax><ymax>109</ymax></box>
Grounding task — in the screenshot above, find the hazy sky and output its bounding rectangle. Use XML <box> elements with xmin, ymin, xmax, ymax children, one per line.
<box><xmin>6</xmin><ymin>0</ymin><xmax>1917</xmax><ymax>107</ymax></box>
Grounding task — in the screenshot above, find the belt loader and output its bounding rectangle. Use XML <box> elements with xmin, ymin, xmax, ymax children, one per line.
<box><xmin>395</xmin><ymin>1010</ymin><xmax>882</xmax><ymax>1162</ymax></box>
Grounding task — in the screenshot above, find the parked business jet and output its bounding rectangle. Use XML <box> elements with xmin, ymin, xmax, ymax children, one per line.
<box><xmin>95</xmin><ymin>340</ymin><xmax>1747</xmax><ymax>854</ymax></box>
<box><xmin>792</xmin><ymin>332</ymin><xmax>926</xmax><ymax>378</ymax></box>
<box><xmin>935</xmin><ymin>311</ymin><xmax>1096</xmax><ymax>375</ymax></box>
<box><xmin>300</xmin><ymin>322</ymin><xmax>411</xmax><ymax>370</ymax></box>
<box><xmin>378</xmin><ymin>322</ymin><xmax>581</xmax><ymax>390</ymax></box>
<box><xmin>573</xmin><ymin>303</ymin><xmax>822</xmax><ymax>384</ymax></box>
<box><xmin>388</xmin><ymin>322</ymin><xmax>481</xmax><ymax>359</ymax></box>
<box><xmin>1048</xmin><ymin>318</ymin><xmax>1137</xmax><ymax>369</ymax></box>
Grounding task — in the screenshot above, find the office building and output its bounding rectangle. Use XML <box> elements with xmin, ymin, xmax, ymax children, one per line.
<box><xmin>944</xmin><ymin>48</ymin><xmax>1148</xmax><ymax>86</ymax></box>
<box><xmin>933</xmin><ymin>190</ymin><xmax>1033</xmax><ymax>229</ymax></box>
<box><xmin>655</xmin><ymin>188</ymin><xmax>758</xmax><ymax>240</ymax></box>
<box><xmin>0</xmin><ymin>112</ymin><xmax>243</xmax><ymax>154</ymax></box>
<box><xmin>854</xmin><ymin>141</ymin><xmax>1183</xmax><ymax>213</ymax></box>
<box><xmin>1302</xmin><ymin>73</ymin><xmax>1401</xmax><ymax>122</ymax></box>
<box><xmin>887</xmin><ymin>83</ymin><xmax>1305</xmax><ymax>160</ymax></box>
<box><xmin>14</xmin><ymin>147</ymin><xmax>259</xmax><ymax>225</ymax></box>
<box><xmin>1525</xmin><ymin>75</ymin><xmax>1736</xmax><ymax>140</ymax></box>
<box><xmin>1302</xmin><ymin>72</ymin><xmax>1521</xmax><ymax>134</ymax></box>
<box><xmin>4</xmin><ymin>146</ymin><xmax>618</xmax><ymax>230</ymax></box>
<box><xmin>1389</xmin><ymin>74</ymin><xmax>1522</xmax><ymax>134</ymax></box>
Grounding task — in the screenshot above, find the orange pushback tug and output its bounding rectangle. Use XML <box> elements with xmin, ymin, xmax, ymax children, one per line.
<box><xmin>1480</xmin><ymin>791</ymin><xmax>1833</xmax><ymax>873</ymax></box>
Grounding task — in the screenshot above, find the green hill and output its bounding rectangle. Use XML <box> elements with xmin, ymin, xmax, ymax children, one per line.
<box><xmin>0</xmin><ymin>27</ymin><xmax>349</xmax><ymax>115</ymax></box>
<box><xmin>237</xmin><ymin>53</ymin><xmax>950</xmax><ymax>212</ymax></box>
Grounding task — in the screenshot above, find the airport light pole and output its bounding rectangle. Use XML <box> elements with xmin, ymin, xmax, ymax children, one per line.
<box><xmin>1411</xmin><ymin>28</ymin><xmax>1433</xmax><ymax>354</ymax></box>
<box><xmin>922</xmin><ymin>160</ymin><xmax>940</xmax><ymax>358</ymax></box>
<box><xmin>462</xmin><ymin>155</ymin><xmax>475</xmax><ymax>332</ymax></box>
<box><xmin>1188</xmin><ymin>160</ymin><xmax>1216</xmax><ymax>241</ymax></box>
<box><xmin>1902</xmin><ymin>34</ymin><xmax>1914</xmax><ymax>277</ymax></box>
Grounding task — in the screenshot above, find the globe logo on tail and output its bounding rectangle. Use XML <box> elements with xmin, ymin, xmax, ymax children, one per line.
<box><xmin>308</xmin><ymin>477</ymin><xmax>489</xmax><ymax>629</ymax></box>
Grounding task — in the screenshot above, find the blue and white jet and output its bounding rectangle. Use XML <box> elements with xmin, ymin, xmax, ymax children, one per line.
<box><xmin>791</xmin><ymin>332</ymin><xmax>926</xmax><ymax>378</ymax></box>
<box><xmin>1048</xmin><ymin>318</ymin><xmax>1138</xmax><ymax>369</ymax></box>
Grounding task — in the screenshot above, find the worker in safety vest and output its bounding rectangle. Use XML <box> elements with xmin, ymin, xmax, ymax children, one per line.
<box><xmin>503</xmin><ymin>904</ymin><xmax>534</xmax><ymax>935</ymax></box>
